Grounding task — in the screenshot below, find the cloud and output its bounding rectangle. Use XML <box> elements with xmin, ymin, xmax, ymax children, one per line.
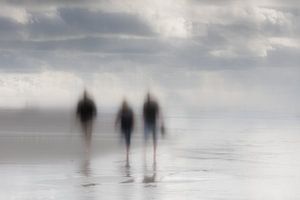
<box><xmin>0</xmin><ymin>36</ymin><xmax>164</xmax><ymax>53</ymax></box>
<box><xmin>0</xmin><ymin>0</ymin><xmax>299</xmax><ymax>112</ymax></box>
<box><xmin>0</xmin><ymin>6</ymin><xmax>29</xmax><ymax>24</ymax></box>
<box><xmin>0</xmin><ymin>16</ymin><xmax>25</xmax><ymax>40</ymax></box>
<box><xmin>60</xmin><ymin>8</ymin><xmax>154</xmax><ymax>36</ymax></box>
<box><xmin>187</xmin><ymin>6</ymin><xmax>297</xmax><ymax>59</ymax></box>
<box><xmin>0</xmin><ymin>7</ymin><xmax>155</xmax><ymax>42</ymax></box>
<box><xmin>26</xmin><ymin>8</ymin><xmax>155</xmax><ymax>40</ymax></box>
<box><xmin>1</xmin><ymin>0</ymin><xmax>101</xmax><ymax>8</ymax></box>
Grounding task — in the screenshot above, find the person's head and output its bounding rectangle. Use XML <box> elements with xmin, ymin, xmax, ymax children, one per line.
<box><xmin>146</xmin><ymin>92</ymin><xmax>151</xmax><ymax>102</ymax></box>
<box><xmin>83</xmin><ymin>90</ymin><xmax>87</xmax><ymax>98</ymax></box>
<box><xmin>83</xmin><ymin>90</ymin><xmax>91</xmax><ymax>101</ymax></box>
<box><xmin>122</xmin><ymin>99</ymin><xmax>128</xmax><ymax>109</ymax></box>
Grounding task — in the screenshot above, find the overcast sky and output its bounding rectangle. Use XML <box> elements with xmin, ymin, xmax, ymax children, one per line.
<box><xmin>0</xmin><ymin>0</ymin><xmax>299</xmax><ymax>114</ymax></box>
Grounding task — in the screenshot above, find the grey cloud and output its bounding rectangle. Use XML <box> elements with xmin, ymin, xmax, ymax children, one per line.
<box><xmin>272</xmin><ymin>0</ymin><xmax>300</xmax><ymax>7</ymax></box>
<box><xmin>58</xmin><ymin>8</ymin><xmax>154</xmax><ymax>36</ymax></box>
<box><xmin>0</xmin><ymin>17</ymin><xmax>19</xmax><ymax>31</ymax></box>
<box><xmin>0</xmin><ymin>35</ymin><xmax>298</xmax><ymax>74</ymax></box>
<box><xmin>0</xmin><ymin>1</ymin><xmax>298</xmax><ymax>75</ymax></box>
<box><xmin>26</xmin><ymin>8</ymin><xmax>154</xmax><ymax>39</ymax></box>
<box><xmin>0</xmin><ymin>8</ymin><xmax>155</xmax><ymax>41</ymax></box>
<box><xmin>186</xmin><ymin>6</ymin><xmax>299</xmax><ymax>60</ymax></box>
<box><xmin>0</xmin><ymin>51</ymin><xmax>43</xmax><ymax>73</ymax></box>
<box><xmin>266</xmin><ymin>47</ymin><xmax>300</xmax><ymax>67</ymax></box>
<box><xmin>0</xmin><ymin>37</ymin><xmax>168</xmax><ymax>73</ymax></box>
<box><xmin>188</xmin><ymin>0</ymin><xmax>238</xmax><ymax>6</ymax></box>
<box><xmin>1</xmin><ymin>0</ymin><xmax>100</xmax><ymax>8</ymax></box>
<box><xmin>0</xmin><ymin>36</ymin><xmax>166</xmax><ymax>54</ymax></box>
<box><xmin>190</xmin><ymin>0</ymin><xmax>300</xmax><ymax>7</ymax></box>
<box><xmin>0</xmin><ymin>17</ymin><xmax>24</xmax><ymax>40</ymax></box>
<box><xmin>27</xmin><ymin>13</ymin><xmax>69</xmax><ymax>39</ymax></box>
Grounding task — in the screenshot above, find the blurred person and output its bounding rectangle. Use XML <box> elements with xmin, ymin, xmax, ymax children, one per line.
<box><xmin>143</xmin><ymin>92</ymin><xmax>162</xmax><ymax>164</ymax></box>
<box><xmin>76</xmin><ymin>90</ymin><xmax>97</xmax><ymax>152</ymax></box>
<box><xmin>115</xmin><ymin>99</ymin><xmax>134</xmax><ymax>166</ymax></box>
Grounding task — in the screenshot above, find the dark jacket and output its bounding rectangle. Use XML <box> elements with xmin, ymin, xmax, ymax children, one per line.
<box><xmin>77</xmin><ymin>98</ymin><xmax>97</xmax><ymax>123</ymax></box>
<box><xmin>143</xmin><ymin>100</ymin><xmax>159</xmax><ymax>125</ymax></box>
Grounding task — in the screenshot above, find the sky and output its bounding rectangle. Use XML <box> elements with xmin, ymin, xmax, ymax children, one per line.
<box><xmin>0</xmin><ymin>0</ymin><xmax>299</xmax><ymax>115</ymax></box>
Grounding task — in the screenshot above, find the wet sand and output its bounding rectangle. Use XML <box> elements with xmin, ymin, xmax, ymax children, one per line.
<box><xmin>1</xmin><ymin>110</ymin><xmax>300</xmax><ymax>199</ymax></box>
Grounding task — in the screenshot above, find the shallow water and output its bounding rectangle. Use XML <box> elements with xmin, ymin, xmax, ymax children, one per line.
<box><xmin>0</xmin><ymin>110</ymin><xmax>300</xmax><ymax>199</ymax></box>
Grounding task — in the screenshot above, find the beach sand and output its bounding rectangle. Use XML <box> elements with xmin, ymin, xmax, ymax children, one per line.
<box><xmin>0</xmin><ymin>109</ymin><xmax>300</xmax><ymax>199</ymax></box>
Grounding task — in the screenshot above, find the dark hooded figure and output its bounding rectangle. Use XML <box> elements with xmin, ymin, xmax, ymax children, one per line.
<box><xmin>143</xmin><ymin>93</ymin><xmax>160</xmax><ymax>163</ymax></box>
<box><xmin>76</xmin><ymin>90</ymin><xmax>97</xmax><ymax>151</ymax></box>
<box><xmin>115</xmin><ymin>99</ymin><xmax>134</xmax><ymax>166</ymax></box>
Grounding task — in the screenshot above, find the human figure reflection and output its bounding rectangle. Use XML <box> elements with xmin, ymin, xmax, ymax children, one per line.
<box><xmin>79</xmin><ymin>157</ymin><xmax>97</xmax><ymax>200</ymax></box>
<box><xmin>143</xmin><ymin>161</ymin><xmax>157</xmax><ymax>184</ymax></box>
<box><xmin>80</xmin><ymin>157</ymin><xmax>92</xmax><ymax>178</ymax></box>
<box><xmin>125</xmin><ymin>164</ymin><xmax>131</xmax><ymax>178</ymax></box>
<box><xmin>120</xmin><ymin>165</ymin><xmax>135</xmax><ymax>184</ymax></box>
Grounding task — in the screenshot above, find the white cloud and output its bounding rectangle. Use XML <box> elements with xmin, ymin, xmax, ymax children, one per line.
<box><xmin>118</xmin><ymin>0</ymin><xmax>191</xmax><ymax>38</ymax></box>
<box><xmin>210</xmin><ymin>48</ymin><xmax>237</xmax><ymax>58</ymax></box>
<box><xmin>0</xmin><ymin>0</ymin><xmax>299</xmax><ymax>113</ymax></box>
<box><xmin>269</xmin><ymin>37</ymin><xmax>300</xmax><ymax>48</ymax></box>
<box><xmin>0</xmin><ymin>6</ymin><xmax>29</xmax><ymax>24</ymax></box>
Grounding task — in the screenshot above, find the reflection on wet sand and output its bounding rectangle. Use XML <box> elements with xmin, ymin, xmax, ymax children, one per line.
<box><xmin>80</xmin><ymin>155</ymin><xmax>92</xmax><ymax>178</ymax></box>
<box><xmin>79</xmin><ymin>156</ymin><xmax>97</xmax><ymax>200</ymax></box>
<box><xmin>120</xmin><ymin>165</ymin><xmax>134</xmax><ymax>184</ymax></box>
<box><xmin>2</xmin><ymin>109</ymin><xmax>300</xmax><ymax>200</ymax></box>
<box><xmin>143</xmin><ymin>162</ymin><xmax>157</xmax><ymax>184</ymax></box>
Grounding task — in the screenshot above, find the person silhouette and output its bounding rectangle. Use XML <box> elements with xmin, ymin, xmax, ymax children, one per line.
<box><xmin>76</xmin><ymin>90</ymin><xmax>97</xmax><ymax>153</ymax></box>
<box><xmin>115</xmin><ymin>99</ymin><xmax>134</xmax><ymax>166</ymax></box>
<box><xmin>143</xmin><ymin>93</ymin><xmax>161</xmax><ymax>164</ymax></box>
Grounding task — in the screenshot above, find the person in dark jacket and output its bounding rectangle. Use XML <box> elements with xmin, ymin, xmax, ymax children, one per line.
<box><xmin>115</xmin><ymin>99</ymin><xmax>134</xmax><ymax>166</ymax></box>
<box><xmin>143</xmin><ymin>93</ymin><xmax>160</xmax><ymax>163</ymax></box>
<box><xmin>77</xmin><ymin>90</ymin><xmax>97</xmax><ymax>152</ymax></box>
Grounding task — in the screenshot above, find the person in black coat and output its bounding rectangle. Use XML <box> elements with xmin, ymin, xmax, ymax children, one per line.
<box><xmin>115</xmin><ymin>99</ymin><xmax>134</xmax><ymax>166</ymax></box>
<box><xmin>143</xmin><ymin>93</ymin><xmax>160</xmax><ymax>163</ymax></box>
<box><xmin>77</xmin><ymin>90</ymin><xmax>97</xmax><ymax>152</ymax></box>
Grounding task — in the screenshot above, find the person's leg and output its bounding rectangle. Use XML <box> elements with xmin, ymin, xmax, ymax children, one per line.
<box><xmin>152</xmin><ymin>125</ymin><xmax>157</xmax><ymax>164</ymax></box>
<box><xmin>143</xmin><ymin>123</ymin><xmax>150</xmax><ymax>163</ymax></box>
<box><xmin>83</xmin><ymin>120</ymin><xmax>93</xmax><ymax>153</ymax></box>
<box><xmin>144</xmin><ymin>123</ymin><xmax>150</xmax><ymax>143</ymax></box>
<box><xmin>81</xmin><ymin>122</ymin><xmax>88</xmax><ymax>151</ymax></box>
<box><xmin>87</xmin><ymin>121</ymin><xmax>93</xmax><ymax>149</ymax></box>
<box><xmin>124</xmin><ymin>129</ymin><xmax>131</xmax><ymax>166</ymax></box>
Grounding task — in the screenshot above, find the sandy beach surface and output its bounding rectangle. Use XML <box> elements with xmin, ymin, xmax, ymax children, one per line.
<box><xmin>1</xmin><ymin>109</ymin><xmax>300</xmax><ymax>200</ymax></box>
